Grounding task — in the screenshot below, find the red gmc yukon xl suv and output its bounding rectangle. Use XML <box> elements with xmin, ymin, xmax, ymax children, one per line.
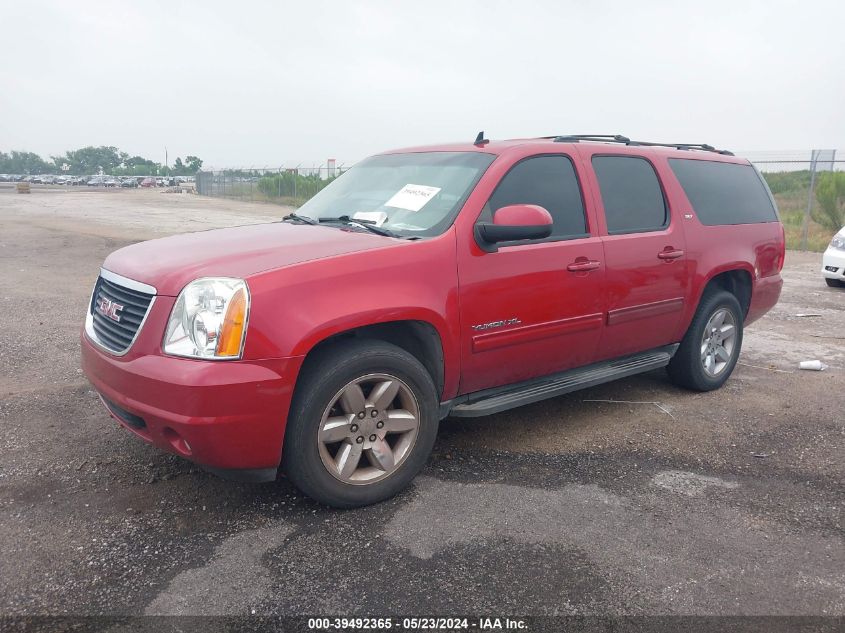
<box><xmin>81</xmin><ymin>134</ymin><xmax>784</xmax><ymax>507</ymax></box>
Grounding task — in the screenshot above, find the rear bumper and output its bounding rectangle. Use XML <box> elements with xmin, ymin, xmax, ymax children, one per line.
<box><xmin>746</xmin><ymin>273</ymin><xmax>783</xmax><ymax>325</ymax></box>
<box><xmin>81</xmin><ymin>331</ymin><xmax>302</xmax><ymax>475</ymax></box>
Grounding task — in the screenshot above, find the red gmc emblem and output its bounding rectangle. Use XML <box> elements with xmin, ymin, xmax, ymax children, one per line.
<box><xmin>97</xmin><ymin>296</ymin><xmax>125</xmax><ymax>322</ymax></box>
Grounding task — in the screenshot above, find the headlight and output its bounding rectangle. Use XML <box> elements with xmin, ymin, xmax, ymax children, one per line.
<box><xmin>830</xmin><ymin>234</ymin><xmax>845</xmax><ymax>251</ymax></box>
<box><xmin>163</xmin><ymin>278</ymin><xmax>249</xmax><ymax>359</ymax></box>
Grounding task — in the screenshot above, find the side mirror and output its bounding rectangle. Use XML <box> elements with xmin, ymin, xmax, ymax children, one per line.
<box><xmin>475</xmin><ymin>204</ymin><xmax>553</xmax><ymax>252</ymax></box>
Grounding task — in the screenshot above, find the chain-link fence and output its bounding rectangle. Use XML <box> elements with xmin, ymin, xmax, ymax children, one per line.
<box><xmin>196</xmin><ymin>164</ymin><xmax>347</xmax><ymax>207</ymax></box>
<box><xmin>197</xmin><ymin>150</ymin><xmax>845</xmax><ymax>251</ymax></box>
<box><xmin>740</xmin><ymin>150</ymin><xmax>839</xmax><ymax>172</ymax></box>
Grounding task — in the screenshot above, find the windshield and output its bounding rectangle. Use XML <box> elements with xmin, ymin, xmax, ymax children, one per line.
<box><xmin>295</xmin><ymin>151</ymin><xmax>495</xmax><ymax>237</ymax></box>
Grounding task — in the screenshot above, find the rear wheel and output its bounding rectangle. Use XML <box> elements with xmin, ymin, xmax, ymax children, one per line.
<box><xmin>825</xmin><ymin>278</ymin><xmax>844</xmax><ymax>288</ymax></box>
<box><xmin>667</xmin><ymin>290</ymin><xmax>743</xmax><ymax>392</ymax></box>
<box><xmin>282</xmin><ymin>339</ymin><xmax>439</xmax><ymax>508</ymax></box>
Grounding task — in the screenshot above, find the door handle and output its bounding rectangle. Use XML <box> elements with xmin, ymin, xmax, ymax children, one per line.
<box><xmin>566</xmin><ymin>259</ymin><xmax>601</xmax><ymax>272</ymax></box>
<box><xmin>658</xmin><ymin>249</ymin><xmax>684</xmax><ymax>260</ymax></box>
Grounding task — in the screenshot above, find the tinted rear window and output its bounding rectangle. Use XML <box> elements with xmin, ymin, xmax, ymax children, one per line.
<box><xmin>668</xmin><ymin>159</ymin><xmax>777</xmax><ymax>225</ymax></box>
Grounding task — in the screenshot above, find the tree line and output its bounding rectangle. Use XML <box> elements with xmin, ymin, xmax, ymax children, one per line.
<box><xmin>0</xmin><ymin>146</ymin><xmax>202</xmax><ymax>176</ymax></box>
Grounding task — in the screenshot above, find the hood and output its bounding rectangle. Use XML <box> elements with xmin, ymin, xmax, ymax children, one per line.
<box><xmin>103</xmin><ymin>222</ymin><xmax>396</xmax><ymax>295</ymax></box>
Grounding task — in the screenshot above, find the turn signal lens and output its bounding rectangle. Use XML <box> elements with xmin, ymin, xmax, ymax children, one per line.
<box><xmin>216</xmin><ymin>287</ymin><xmax>248</xmax><ymax>357</ymax></box>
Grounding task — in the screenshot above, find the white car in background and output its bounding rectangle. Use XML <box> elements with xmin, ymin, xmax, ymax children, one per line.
<box><xmin>822</xmin><ymin>226</ymin><xmax>845</xmax><ymax>288</ymax></box>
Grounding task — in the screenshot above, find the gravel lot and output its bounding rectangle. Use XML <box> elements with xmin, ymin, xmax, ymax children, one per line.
<box><xmin>1</xmin><ymin>188</ymin><xmax>843</xmax><ymax>618</ymax></box>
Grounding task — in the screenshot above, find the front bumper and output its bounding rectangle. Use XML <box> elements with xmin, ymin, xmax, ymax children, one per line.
<box><xmin>81</xmin><ymin>331</ymin><xmax>302</xmax><ymax>477</ymax></box>
<box><xmin>822</xmin><ymin>247</ymin><xmax>845</xmax><ymax>281</ymax></box>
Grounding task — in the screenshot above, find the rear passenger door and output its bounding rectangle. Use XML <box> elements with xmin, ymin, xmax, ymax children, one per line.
<box><xmin>578</xmin><ymin>149</ymin><xmax>690</xmax><ymax>360</ymax></box>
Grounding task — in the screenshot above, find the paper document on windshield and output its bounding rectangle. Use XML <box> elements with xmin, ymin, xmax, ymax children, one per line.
<box><xmin>352</xmin><ymin>211</ymin><xmax>388</xmax><ymax>226</ymax></box>
<box><xmin>384</xmin><ymin>184</ymin><xmax>441</xmax><ymax>212</ymax></box>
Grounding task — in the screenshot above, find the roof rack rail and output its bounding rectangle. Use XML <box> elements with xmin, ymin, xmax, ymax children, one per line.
<box><xmin>545</xmin><ymin>134</ymin><xmax>734</xmax><ymax>156</ymax></box>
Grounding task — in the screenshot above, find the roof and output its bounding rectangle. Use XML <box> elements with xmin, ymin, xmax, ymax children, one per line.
<box><xmin>383</xmin><ymin>134</ymin><xmax>745</xmax><ymax>163</ymax></box>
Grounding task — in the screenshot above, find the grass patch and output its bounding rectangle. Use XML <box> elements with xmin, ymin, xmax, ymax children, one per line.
<box><xmin>764</xmin><ymin>172</ymin><xmax>834</xmax><ymax>252</ymax></box>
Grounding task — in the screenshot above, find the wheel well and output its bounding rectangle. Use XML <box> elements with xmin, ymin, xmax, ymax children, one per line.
<box><xmin>303</xmin><ymin>321</ymin><xmax>445</xmax><ymax>398</ymax></box>
<box><xmin>705</xmin><ymin>270</ymin><xmax>752</xmax><ymax>318</ymax></box>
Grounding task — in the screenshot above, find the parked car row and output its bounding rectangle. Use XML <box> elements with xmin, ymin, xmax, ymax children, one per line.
<box><xmin>0</xmin><ymin>174</ymin><xmax>86</xmax><ymax>185</ymax></box>
<box><xmin>0</xmin><ymin>174</ymin><xmax>195</xmax><ymax>187</ymax></box>
<box><xmin>85</xmin><ymin>176</ymin><xmax>122</xmax><ymax>187</ymax></box>
<box><xmin>0</xmin><ymin>174</ymin><xmax>88</xmax><ymax>185</ymax></box>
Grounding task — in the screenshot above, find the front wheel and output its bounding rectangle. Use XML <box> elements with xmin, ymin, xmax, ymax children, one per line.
<box><xmin>667</xmin><ymin>290</ymin><xmax>743</xmax><ymax>392</ymax></box>
<box><xmin>282</xmin><ymin>339</ymin><xmax>439</xmax><ymax>508</ymax></box>
<box><xmin>825</xmin><ymin>278</ymin><xmax>844</xmax><ymax>288</ymax></box>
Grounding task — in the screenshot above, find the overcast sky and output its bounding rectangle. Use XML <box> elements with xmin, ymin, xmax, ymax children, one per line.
<box><xmin>1</xmin><ymin>1</ymin><xmax>843</xmax><ymax>167</ymax></box>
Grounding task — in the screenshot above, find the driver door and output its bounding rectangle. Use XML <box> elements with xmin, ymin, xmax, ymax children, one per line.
<box><xmin>457</xmin><ymin>153</ymin><xmax>606</xmax><ymax>394</ymax></box>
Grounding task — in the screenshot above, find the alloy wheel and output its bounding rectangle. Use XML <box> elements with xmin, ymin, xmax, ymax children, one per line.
<box><xmin>317</xmin><ymin>373</ymin><xmax>420</xmax><ymax>484</ymax></box>
<box><xmin>700</xmin><ymin>308</ymin><xmax>737</xmax><ymax>377</ymax></box>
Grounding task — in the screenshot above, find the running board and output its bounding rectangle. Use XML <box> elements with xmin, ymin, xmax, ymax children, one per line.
<box><xmin>447</xmin><ymin>345</ymin><xmax>678</xmax><ymax>418</ymax></box>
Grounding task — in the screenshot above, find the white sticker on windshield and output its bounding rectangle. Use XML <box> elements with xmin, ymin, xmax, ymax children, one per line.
<box><xmin>352</xmin><ymin>210</ymin><xmax>388</xmax><ymax>226</ymax></box>
<box><xmin>384</xmin><ymin>184</ymin><xmax>441</xmax><ymax>212</ymax></box>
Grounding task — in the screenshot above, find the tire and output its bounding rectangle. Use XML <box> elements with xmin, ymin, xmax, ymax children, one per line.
<box><xmin>282</xmin><ymin>339</ymin><xmax>439</xmax><ymax>508</ymax></box>
<box><xmin>825</xmin><ymin>278</ymin><xmax>844</xmax><ymax>288</ymax></box>
<box><xmin>667</xmin><ymin>289</ymin><xmax>743</xmax><ymax>392</ymax></box>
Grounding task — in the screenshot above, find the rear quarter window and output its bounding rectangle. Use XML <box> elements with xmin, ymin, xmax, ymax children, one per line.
<box><xmin>668</xmin><ymin>159</ymin><xmax>778</xmax><ymax>225</ymax></box>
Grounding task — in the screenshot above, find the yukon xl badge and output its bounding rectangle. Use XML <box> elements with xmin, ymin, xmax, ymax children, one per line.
<box><xmin>97</xmin><ymin>296</ymin><xmax>125</xmax><ymax>323</ymax></box>
<box><xmin>472</xmin><ymin>318</ymin><xmax>521</xmax><ymax>331</ymax></box>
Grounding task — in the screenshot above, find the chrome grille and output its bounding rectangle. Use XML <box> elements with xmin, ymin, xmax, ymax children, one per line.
<box><xmin>89</xmin><ymin>273</ymin><xmax>155</xmax><ymax>354</ymax></box>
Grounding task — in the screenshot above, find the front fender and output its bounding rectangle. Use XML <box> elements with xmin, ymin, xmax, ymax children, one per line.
<box><xmin>243</xmin><ymin>233</ymin><xmax>461</xmax><ymax>398</ymax></box>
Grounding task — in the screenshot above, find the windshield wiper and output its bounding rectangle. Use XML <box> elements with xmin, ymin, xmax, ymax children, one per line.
<box><xmin>282</xmin><ymin>212</ymin><xmax>318</xmax><ymax>225</ymax></box>
<box><xmin>285</xmin><ymin>212</ymin><xmax>403</xmax><ymax>238</ymax></box>
<box><xmin>318</xmin><ymin>215</ymin><xmax>402</xmax><ymax>238</ymax></box>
